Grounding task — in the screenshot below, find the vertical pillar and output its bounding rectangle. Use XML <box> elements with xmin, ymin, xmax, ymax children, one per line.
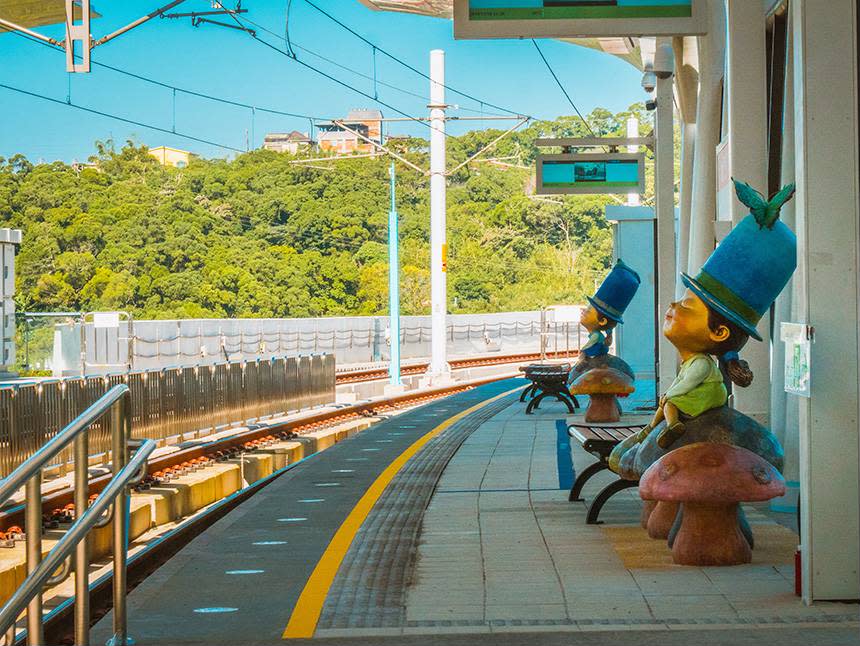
<box><xmin>726</xmin><ymin>0</ymin><xmax>770</xmax><ymax>425</ymax></box>
<box><xmin>673</xmin><ymin>35</ymin><xmax>698</xmax><ymax>297</ymax></box>
<box><xmin>626</xmin><ymin>117</ymin><xmax>640</xmax><ymax>207</ymax></box>
<box><xmin>64</xmin><ymin>0</ymin><xmax>91</xmax><ymax>73</ymax></box>
<box><xmin>388</xmin><ymin>162</ymin><xmax>402</xmax><ymax>387</ymax></box>
<box><xmin>676</xmin><ymin>122</ymin><xmax>695</xmax><ymax>297</ymax></box>
<box><xmin>770</xmin><ymin>16</ymin><xmax>800</xmax><ymax>514</ymax></box>
<box><xmin>0</xmin><ymin>229</ymin><xmax>21</xmax><ymax>377</ymax></box>
<box><xmin>654</xmin><ymin>38</ymin><xmax>677</xmax><ymax>394</ymax></box>
<box><xmin>428</xmin><ymin>49</ymin><xmax>450</xmax><ymax>382</ymax></box>
<box><xmin>793</xmin><ymin>0</ymin><xmax>860</xmax><ymax>602</ymax></box>
<box><xmin>688</xmin><ymin>2</ymin><xmax>726</xmax><ymax>275</ymax></box>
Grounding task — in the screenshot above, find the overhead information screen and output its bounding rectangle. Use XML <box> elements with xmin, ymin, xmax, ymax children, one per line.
<box><xmin>536</xmin><ymin>153</ymin><xmax>645</xmax><ymax>195</ymax></box>
<box><xmin>454</xmin><ymin>0</ymin><xmax>705</xmax><ymax>38</ymax></box>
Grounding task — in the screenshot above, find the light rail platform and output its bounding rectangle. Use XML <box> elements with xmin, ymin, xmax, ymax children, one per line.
<box><xmin>91</xmin><ymin>379</ymin><xmax>858</xmax><ymax>645</ymax></box>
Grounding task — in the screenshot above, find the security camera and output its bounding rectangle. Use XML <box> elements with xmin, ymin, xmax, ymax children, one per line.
<box><xmin>645</xmin><ymin>99</ymin><xmax>658</xmax><ymax>111</ymax></box>
<box><xmin>641</xmin><ymin>71</ymin><xmax>657</xmax><ymax>93</ymax></box>
<box><xmin>653</xmin><ymin>39</ymin><xmax>675</xmax><ymax>78</ymax></box>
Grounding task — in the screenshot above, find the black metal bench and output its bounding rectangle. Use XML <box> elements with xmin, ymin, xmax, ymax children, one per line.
<box><xmin>567</xmin><ymin>422</ymin><xmax>641</xmax><ymax>524</ymax></box>
<box><xmin>519</xmin><ymin>363</ymin><xmax>579</xmax><ymax>414</ymax></box>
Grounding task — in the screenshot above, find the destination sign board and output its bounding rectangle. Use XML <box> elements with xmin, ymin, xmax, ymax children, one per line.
<box><xmin>454</xmin><ymin>0</ymin><xmax>706</xmax><ymax>39</ymax></box>
<box><xmin>536</xmin><ymin>152</ymin><xmax>645</xmax><ymax>195</ymax></box>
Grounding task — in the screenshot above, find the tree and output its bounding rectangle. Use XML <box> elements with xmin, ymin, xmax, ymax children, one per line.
<box><xmin>6</xmin><ymin>107</ymin><xmax>653</xmax><ymax>337</ymax></box>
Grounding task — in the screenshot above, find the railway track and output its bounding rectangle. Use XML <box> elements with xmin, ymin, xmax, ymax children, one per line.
<box><xmin>3</xmin><ymin>351</ymin><xmax>579</xmax><ymax>643</ymax></box>
<box><xmin>2</xmin><ymin>352</ymin><xmax>577</xmax><ymax>530</ymax></box>
<box><xmin>29</xmin><ymin>374</ymin><xmax>527</xmax><ymax>644</ymax></box>
<box><xmin>335</xmin><ymin>351</ymin><xmax>578</xmax><ymax>384</ymax></box>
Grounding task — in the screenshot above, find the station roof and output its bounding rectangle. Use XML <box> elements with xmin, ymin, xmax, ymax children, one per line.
<box><xmin>355</xmin><ymin>0</ymin><xmax>644</xmax><ymax>69</ymax></box>
<box><xmin>0</xmin><ymin>0</ymin><xmax>93</xmax><ymax>29</ymax></box>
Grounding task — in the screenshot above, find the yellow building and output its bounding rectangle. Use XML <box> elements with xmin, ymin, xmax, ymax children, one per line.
<box><xmin>148</xmin><ymin>146</ymin><xmax>192</xmax><ymax>169</ymax></box>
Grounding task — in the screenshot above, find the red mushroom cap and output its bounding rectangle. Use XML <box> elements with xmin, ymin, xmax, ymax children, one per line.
<box><xmin>570</xmin><ymin>367</ymin><xmax>634</xmax><ymax>396</ymax></box>
<box><xmin>639</xmin><ymin>442</ymin><xmax>785</xmax><ymax>503</ymax></box>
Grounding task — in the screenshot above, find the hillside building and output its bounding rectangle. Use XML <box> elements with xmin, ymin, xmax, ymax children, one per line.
<box><xmin>263</xmin><ymin>131</ymin><xmax>314</xmax><ymax>154</ymax></box>
<box><xmin>148</xmin><ymin>146</ymin><xmax>193</xmax><ymax>168</ymax></box>
<box><xmin>317</xmin><ymin>109</ymin><xmax>384</xmax><ymax>155</ymax></box>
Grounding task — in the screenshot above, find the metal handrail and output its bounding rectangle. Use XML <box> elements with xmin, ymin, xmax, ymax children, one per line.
<box><xmin>0</xmin><ymin>439</ymin><xmax>154</xmax><ymax>637</ymax></box>
<box><xmin>0</xmin><ymin>384</ymin><xmax>149</xmax><ymax>646</ymax></box>
<box><xmin>0</xmin><ymin>385</ymin><xmax>130</xmax><ymax>507</ymax></box>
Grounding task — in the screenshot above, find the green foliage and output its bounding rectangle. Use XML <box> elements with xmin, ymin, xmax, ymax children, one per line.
<box><xmin>2</xmin><ymin>106</ymin><xmax>653</xmax><ymax>319</ymax></box>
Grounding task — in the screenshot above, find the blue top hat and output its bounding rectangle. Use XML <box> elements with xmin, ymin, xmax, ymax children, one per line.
<box><xmin>682</xmin><ymin>179</ymin><xmax>797</xmax><ymax>342</ymax></box>
<box><xmin>588</xmin><ymin>259</ymin><xmax>641</xmax><ymax>324</ymax></box>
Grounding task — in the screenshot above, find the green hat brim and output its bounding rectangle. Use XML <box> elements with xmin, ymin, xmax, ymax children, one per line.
<box><xmin>586</xmin><ymin>296</ymin><xmax>623</xmax><ymax>324</ymax></box>
<box><xmin>681</xmin><ymin>273</ymin><xmax>763</xmax><ymax>342</ymax></box>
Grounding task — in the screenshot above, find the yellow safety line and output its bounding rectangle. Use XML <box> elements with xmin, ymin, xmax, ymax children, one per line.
<box><xmin>282</xmin><ymin>385</ymin><xmax>522</xmax><ymax>639</ymax></box>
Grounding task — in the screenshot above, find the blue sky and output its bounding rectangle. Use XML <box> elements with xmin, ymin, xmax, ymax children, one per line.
<box><xmin>0</xmin><ymin>1</ymin><xmax>645</xmax><ymax>163</ymax></box>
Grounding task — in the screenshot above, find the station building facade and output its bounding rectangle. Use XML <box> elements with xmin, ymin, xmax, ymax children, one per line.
<box><xmin>359</xmin><ymin>0</ymin><xmax>860</xmax><ymax>603</ymax></box>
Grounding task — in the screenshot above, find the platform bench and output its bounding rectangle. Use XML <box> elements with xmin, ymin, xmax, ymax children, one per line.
<box><xmin>519</xmin><ymin>363</ymin><xmax>579</xmax><ymax>414</ymax></box>
<box><xmin>567</xmin><ymin>422</ymin><xmax>640</xmax><ymax>524</ymax></box>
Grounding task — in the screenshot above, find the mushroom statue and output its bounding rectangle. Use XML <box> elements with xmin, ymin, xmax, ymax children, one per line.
<box><xmin>569</xmin><ymin>367</ymin><xmax>634</xmax><ymax>423</ymax></box>
<box><xmin>639</xmin><ymin>442</ymin><xmax>785</xmax><ymax>566</ymax></box>
<box><xmin>572</xmin><ymin>259</ymin><xmax>640</xmax><ymax>384</ymax></box>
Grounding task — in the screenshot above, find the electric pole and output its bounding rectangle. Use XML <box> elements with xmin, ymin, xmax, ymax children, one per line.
<box><xmin>427</xmin><ymin>49</ymin><xmax>451</xmax><ymax>384</ymax></box>
<box><xmin>388</xmin><ymin>161</ymin><xmax>402</xmax><ymax>388</ymax></box>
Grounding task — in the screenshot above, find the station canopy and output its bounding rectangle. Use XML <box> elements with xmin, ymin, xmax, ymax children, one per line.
<box><xmin>356</xmin><ymin>0</ymin><xmax>644</xmax><ymax>69</ymax></box>
<box><xmin>0</xmin><ymin>0</ymin><xmax>92</xmax><ymax>28</ymax></box>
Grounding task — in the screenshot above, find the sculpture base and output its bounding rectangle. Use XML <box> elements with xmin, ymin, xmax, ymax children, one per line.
<box><xmin>672</xmin><ymin>502</ymin><xmax>751</xmax><ymax>566</ymax></box>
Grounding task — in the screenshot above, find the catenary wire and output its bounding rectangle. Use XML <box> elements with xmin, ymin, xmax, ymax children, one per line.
<box><xmin>298</xmin><ymin>0</ymin><xmax>527</xmax><ymax>118</ymax></box>
<box><xmin>531</xmin><ymin>39</ymin><xmax>598</xmax><ymax>138</ymax></box>
<box><xmin>210</xmin><ymin>4</ymin><xmax>470</xmax><ymax>142</ymax></box>
<box><xmin>0</xmin><ymin>82</ymin><xmax>245</xmax><ymax>152</ymax></box>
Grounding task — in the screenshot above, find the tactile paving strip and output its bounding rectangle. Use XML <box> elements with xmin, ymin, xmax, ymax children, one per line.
<box><xmin>317</xmin><ymin>394</ymin><xmax>517</xmax><ymax>629</ymax></box>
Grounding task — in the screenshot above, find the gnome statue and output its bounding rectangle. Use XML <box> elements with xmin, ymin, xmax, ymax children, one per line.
<box><xmin>608</xmin><ymin>179</ymin><xmax>796</xmax><ymax>563</ymax></box>
<box><xmin>571</xmin><ymin>258</ymin><xmax>641</xmax><ymax>381</ymax></box>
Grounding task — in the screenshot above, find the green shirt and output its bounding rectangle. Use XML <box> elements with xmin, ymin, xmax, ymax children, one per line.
<box><xmin>664</xmin><ymin>353</ymin><xmax>727</xmax><ymax>417</ymax></box>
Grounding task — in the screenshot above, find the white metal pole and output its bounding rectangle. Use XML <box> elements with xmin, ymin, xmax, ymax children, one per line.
<box><xmin>388</xmin><ymin>162</ymin><xmax>402</xmax><ymax>386</ymax></box>
<box><xmin>428</xmin><ymin>49</ymin><xmax>449</xmax><ymax>381</ymax></box>
<box><xmin>626</xmin><ymin>116</ymin><xmax>640</xmax><ymax>207</ymax></box>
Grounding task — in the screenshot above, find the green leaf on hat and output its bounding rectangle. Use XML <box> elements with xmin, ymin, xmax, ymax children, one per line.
<box><xmin>732</xmin><ymin>178</ymin><xmax>796</xmax><ymax>229</ymax></box>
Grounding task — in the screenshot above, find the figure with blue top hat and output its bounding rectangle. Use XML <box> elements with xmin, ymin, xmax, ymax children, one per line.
<box><xmin>574</xmin><ymin>259</ymin><xmax>641</xmax><ymax>380</ymax></box>
<box><xmin>634</xmin><ymin>179</ymin><xmax>797</xmax><ymax>450</ymax></box>
<box><xmin>610</xmin><ymin>178</ymin><xmax>796</xmax><ymax>482</ymax></box>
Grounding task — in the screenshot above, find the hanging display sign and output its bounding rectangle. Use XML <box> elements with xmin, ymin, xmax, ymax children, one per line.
<box><xmin>454</xmin><ymin>0</ymin><xmax>706</xmax><ymax>39</ymax></box>
<box><xmin>536</xmin><ymin>152</ymin><xmax>645</xmax><ymax>195</ymax></box>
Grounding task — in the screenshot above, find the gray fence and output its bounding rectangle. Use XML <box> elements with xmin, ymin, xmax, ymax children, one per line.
<box><xmin>0</xmin><ymin>354</ymin><xmax>335</xmax><ymax>478</ymax></box>
<box><xmin>49</xmin><ymin>311</ymin><xmax>566</xmax><ymax>375</ymax></box>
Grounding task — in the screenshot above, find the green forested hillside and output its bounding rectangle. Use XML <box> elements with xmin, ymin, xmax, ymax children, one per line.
<box><xmin>0</xmin><ymin>106</ymin><xmax>650</xmax><ymax>319</ymax></box>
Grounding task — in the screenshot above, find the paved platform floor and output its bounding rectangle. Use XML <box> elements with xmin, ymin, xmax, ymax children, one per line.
<box><xmin>384</xmin><ymin>400</ymin><xmax>857</xmax><ymax>634</ymax></box>
<box><xmin>94</xmin><ymin>378</ymin><xmax>859</xmax><ymax>645</ymax></box>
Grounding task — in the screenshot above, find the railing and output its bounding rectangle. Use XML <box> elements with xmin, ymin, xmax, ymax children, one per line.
<box><xmin>0</xmin><ymin>354</ymin><xmax>335</xmax><ymax>479</ymax></box>
<box><xmin>0</xmin><ymin>384</ymin><xmax>154</xmax><ymax>646</ymax></box>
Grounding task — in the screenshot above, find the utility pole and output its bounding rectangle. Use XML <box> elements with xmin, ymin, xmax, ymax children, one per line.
<box><xmin>426</xmin><ymin>49</ymin><xmax>451</xmax><ymax>384</ymax></box>
<box><xmin>388</xmin><ymin>161</ymin><xmax>402</xmax><ymax>389</ymax></box>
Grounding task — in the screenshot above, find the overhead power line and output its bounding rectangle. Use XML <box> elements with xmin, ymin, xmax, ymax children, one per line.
<box><xmin>299</xmin><ymin>0</ymin><xmax>528</xmax><ymax>118</ymax></box>
<box><xmin>10</xmin><ymin>30</ymin><xmax>330</xmax><ymax>122</ymax></box>
<box><xmin>531</xmin><ymin>39</ymin><xmax>598</xmax><ymax>139</ymax></box>
<box><xmin>210</xmin><ymin>4</ymin><xmax>466</xmax><ymax>142</ymax></box>
<box><xmin>0</xmin><ymin>82</ymin><xmax>245</xmax><ymax>153</ymax></box>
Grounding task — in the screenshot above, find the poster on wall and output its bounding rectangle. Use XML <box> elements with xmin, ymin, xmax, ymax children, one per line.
<box><xmin>780</xmin><ymin>322</ymin><xmax>812</xmax><ymax>398</ymax></box>
<box><xmin>454</xmin><ymin>0</ymin><xmax>707</xmax><ymax>39</ymax></box>
<box><xmin>536</xmin><ymin>152</ymin><xmax>645</xmax><ymax>195</ymax></box>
